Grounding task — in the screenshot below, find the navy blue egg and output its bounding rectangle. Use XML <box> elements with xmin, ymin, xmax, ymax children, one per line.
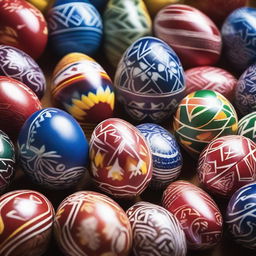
<box><xmin>17</xmin><ymin>108</ymin><xmax>89</xmax><ymax>189</ymax></box>
<box><xmin>136</xmin><ymin>123</ymin><xmax>182</xmax><ymax>189</ymax></box>
<box><xmin>114</xmin><ymin>36</ymin><xmax>185</xmax><ymax>123</ymax></box>
<box><xmin>222</xmin><ymin>7</ymin><xmax>256</xmax><ymax>73</ymax></box>
<box><xmin>47</xmin><ymin>1</ymin><xmax>103</xmax><ymax>57</ymax></box>
<box><xmin>226</xmin><ymin>182</ymin><xmax>256</xmax><ymax>249</ymax></box>
<box><xmin>235</xmin><ymin>64</ymin><xmax>256</xmax><ymax>116</ymax></box>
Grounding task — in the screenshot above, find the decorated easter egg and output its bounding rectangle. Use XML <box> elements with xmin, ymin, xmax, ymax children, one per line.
<box><xmin>0</xmin><ymin>76</ymin><xmax>42</xmax><ymax>140</ymax></box>
<box><xmin>162</xmin><ymin>180</ymin><xmax>223</xmax><ymax>250</ymax></box>
<box><xmin>222</xmin><ymin>7</ymin><xmax>256</xmax><ymax>72</ymax></box>
<box><xmin>114</xmin><ymin>36</ymin><xmax>185</xmax><ymax>123</ymax></box>
<box><xmin>238</xmin><ymin>112</ymin><xmax>256</xmax><ymax>143</ymax></box>
<box><xmin>0</xmin><ymin>190</ymin><xmax>54</xmax><ymax>256</ymax></box>
<box><xmin>51</xmin><ymin>53</ymin><xmax>115</xmax><ymax>136</ymax></box>
<box><xmin>126</xmin><ymin>201</ymin><xmax>187</xmax><ymax>256</ymax></box>
<box><xmin>185</xmin><ymin>66</ymin><xmax>237</xmax><ymax>101</ymax></box>
<box><xmin>197</xmin><ymin>135</ymin><xmax>256</xmax><ymax>197</ymax></box>
<box><xmin>0</xmin><ymin>131</ymin><xmax>15</xmax><ymax>193</ymax></box>
<box><xmin>154</xmin><ymin>4</ymin><xmax>222</xmax><ymax>68</ymax></box>
<box><xmin>54</xmin><ymin>191</ymin><xmax>132</xmax><ymax>256</ymax></box>
<box><xmin>173</xmin><ymin>90</ymin><xmax>238</xmax><ymax>157</ymax></box>
<box><xmin>26</xmin><ymin>0</ymin><xmax>54</xmax><ymax>12</ymax></box>
<box><xmin>226</xmin><ymin>182</ymin><xmax>256</xmax><ymax>249</ymax></box>
<box><xmin>235</xmin><ymin>64</ymin><xmax>256</xmax><ymax>116</ymax></box>
<box><xmin>104</xmin><ymin>0</ymin><xmax>152</xmax><ymax>67</ymax></box>
<box><xmin>136</xmin><ymin>123</ymin><xmax>182</xmax><ymax>189</ymax></box>
<box><xmin>185</xmin><ymin>0</ymin><xmax>247</xmax><ymax>26</ymax></box>
<box><xmin>17</xmin><ymin>107</ymin><xmax>89</xmax><ymax>190</ymax></box>
<box><xmin>89</xmin><ymin>118</ymin><xmax>152</xmax><ymax>198</ymax></box>
<box><xmin>0</xmin><ymin>45</ymin><xmax>46</xmax><ymax>99</ymax></box>
<box><xmin>0</xmin><ymin>0</ymin><xmax>48</xmax><ymax>59</ymax></box>
<box><xmin>47</xmin><ymin>1</ymin><xmax>103</xmax><ymax>57</ymax></box>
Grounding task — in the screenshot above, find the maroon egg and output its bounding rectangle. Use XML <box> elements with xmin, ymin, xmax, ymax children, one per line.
<box><xmin>154</xmin><ymin>4</ymin><xmax>222</xmax><ymax>68</ymax></box>
<box><xmin>54</xmin><ymin>191</ymin><xmax>132</xmax><ymax>256</ymax></box>
<box><xmin>197</xmin><ymin>135</ymin><xmax>256</xmax><ymax>197</ymax></box>
<box><xmin>126</xmin><ymin>201</ymin><xmax>187</xmax><ymax>256</ymax></box>
<box><xmin>0</xmin><ymin>0</ymin><xmax>48</xmax><ymax>59</ymax></box>
<box><xmin>185</xmin><ymin>66</ymin><xmax>237</xmax><ymax>101</ymax></box>
<box><xmin>89</xmin><ymin>118</ymin><xmax>153</xmax><ymax>198</ymax></box>
<box><xmin>162</xmin><ymin>180</ymin><xmax>223</xmax><ymax>250</ymax></box>
<box><xmin>0</xmin><ymin>190</ymin><xmax>54</xmax><ymax>256</ymax></box>
<box><xmin>0</xmin><ymin>76</ymin><xmax>42</xmax><ymax>140</ymax></box>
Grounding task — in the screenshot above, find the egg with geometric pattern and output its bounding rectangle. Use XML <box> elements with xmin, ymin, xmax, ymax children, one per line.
<box><xmin>238</xmin><ymin>112</ymin><xmax>256</xmax><ymax>143</ymax></box>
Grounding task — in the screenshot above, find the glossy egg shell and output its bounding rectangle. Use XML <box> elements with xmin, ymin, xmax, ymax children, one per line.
<box><xmin>17</xmin><ymin>107</ymin><xmax>89</xmax><ymax>190</ymax></box>
<box><xmin>114</xmin><ymin>36</ymin><xmax>185</xmax><ymax>123</ymax></box>
<box><xmin>235</xmin><ymin>64</ymin><xmax>256</xmax><ymax>116</ymax></box>
<box><xmin>226</xmin><ymin>182</ymin><xmax>256</xmax><ymax>249</ymax></box>
<box><xmin>0</xmin><ymin>0</ymin><xmax>48</xmax><ymax>59</ymax></box>
<box><xmin>154</xmin><ymin>4</ymin><xmax>222</xmax><ymax>68</ymax></box>
<box><xmin>89</xmin><ymin>118</ymin><xmax>153</xmax><ymax>198</ymax></box>
<box><xmin>136</xmin><ymin>123</ymin><xmax>182</xmax><ymax>189</ymax></box>
<box><xmin>185</xmin><ymin>66</ymin><xmax>237</xmax><ymax>101</ymax></box>
<box><xmin>104</xmin><ymin>0</ymin><xmax>152</xmax><ymax>67</ymax></box>
<box><xmin>238</xmin><ymin>112</ymin><xmax>256</xmax><ymax>143</ymax></box>
<box><xmin>0</xmin><ymin>76</ymin><xmax>42</xmax><ymax>140</ymax></box>
<box><xmin>126</xmin><ymin>201</ymin><xmax>187</xmax><ymax>256</ymax></box>
<box><xmin>0</xmin><ymin>190</ymin><xmax>54</xmax><ymax>256</ymax></box>
<box><xmin>222</xmin><ymin>7</ymin><xmax>256</xmax><ymax>72</ymax></box>
<box><xmin>54</xmin><ymin>191</ymin><xmax>132</xmax><ymax>256</ymax></box>
<box><xmin>173</xmin><ymin>90</ymin><xmax>238</xmax><ymax>157</ymax></box>
<box><xmin>0</xmin><ymin>45</ymin><xmax>46</xmax><ymax>99</ymax></box>
<box><xmin>162</xmin><ymin>180</ymin><xmax>223</xmax><ymax>250</ymax></box>
<box><xmin>0</xmin><ymin>131</ymin><xmax>15</xmax><ymax>193</ymax></box>
<box><xmin>51</xmin><ymin>53</ymin><xmax>115</xmax><ymax>135</ymax></box>
<box><xmin>197</xmin><ymin>135</ymin><xmax>256</xmax><ymax>197</ymax></box>
<box><xmin>47</xmin><ymin>1</ymin><xmax>103</xmax><ymax>57</ymax></box>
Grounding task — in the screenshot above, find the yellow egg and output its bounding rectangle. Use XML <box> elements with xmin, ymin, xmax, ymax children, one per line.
<box><xmin>26</xmin><ymin>0</ymin><xmax>54</xmax><ymax>12</ymax></box>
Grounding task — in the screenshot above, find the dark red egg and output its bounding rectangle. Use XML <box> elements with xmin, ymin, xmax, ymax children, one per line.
<box><xmin>0</xmin><ymin>76</ymin><xmax>42</xmax><ymax>140</ymax></box>
<box><xmin>0</xmin><ymin>0</ymin><xmax>48</xmax><ymax>59</ymax></box>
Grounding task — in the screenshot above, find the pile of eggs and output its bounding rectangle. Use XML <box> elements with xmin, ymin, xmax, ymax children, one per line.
<box><xmin>0</xmin><ymin>0</ymin><xmax>255</xmax><ymax>255</ymax></box>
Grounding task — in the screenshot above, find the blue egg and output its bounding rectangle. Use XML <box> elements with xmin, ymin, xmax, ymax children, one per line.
<box><xmin>226</xmin><ymin>182</ymin><xmax>256</xmax><ymax>249</ymax></box>
<box><xmin>47</xmin><ymin>1</ymin><xmax>103</xmax><ymax>57</ymax></box>
<box><xmin>114</xmin><ymin>36</ymin><xmax>185</xmax><ymax>123</ymax></box>
<box><xmin>235</xmin><ymin>64</ymin><xmax>256</xmax><ymax>116</ymax></box>
<box><xmin>222</xmin><ymin>7</ymin><xmax>256</xmax><ymax>73</ymax></box>
<box><xmin>136</xmin><ymin>123</ymin><xmax>182</xmax><ymax>189</ymax></box>
<box><xmin>17</xmin><ymin>108</ymin><xmax>89</xmax><ymax>189</ymax></box>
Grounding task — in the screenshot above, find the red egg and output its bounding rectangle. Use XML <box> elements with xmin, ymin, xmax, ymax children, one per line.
<box><xmin>185</xmin><ymin>66</ymin><xmax>237</xmax><ymax>101</ymax></box>
<box><xmin>0</xmin><ymin>76</ymin><xmax>42</xmax><ymax>140</ymax></box>
<box><xmin>89</xmin><ymin>118</ymin><xmax>153</xmax><ymax>198</ymax></box>
<box><xmin>162</xmin><ymin>180</ymin><xmax>223</xmax><ymax>250</ymax></box>
<box><xmin>197</xmin><ymin>135</ymin><xmax>256</xmax><ymax>197</ymax></box>
<box><xmin>0</xmin><ymin>0</ymin><xmax>48</xmax><ymax>59</ymax></box>
<box><xmin>0</xmin><ymin>190</ymin><xmax>54</xmax><ymax>256</ymax></box>
<box><xmin>154</xmin><ymin>4</ymin><xmax>222</xmax><ymax>68</ymax></box>
<box><xmin>54</xmin><ymin>191</ymin><xmax>132</xmax><ymax>256</ymax></box>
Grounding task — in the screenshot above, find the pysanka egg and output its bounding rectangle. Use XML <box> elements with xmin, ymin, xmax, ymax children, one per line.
<box><xmin>0</xmin><ymin>190</ymin><xmax>54</xmax><ymax>256</ymax></box>
<box><xmin>114</xmin><ymin>36</ymin><xmax>185</xmax><ymax>123</ymax></box>
<box><xmin>47</xmin><ymin>1</ymin><xmax>103</xmax><ymax>57</ymax></box>
<box><xmin>226</xmin><ymin>182</ymin><xmax>256</xmax><ymax>249</ymax></box>
<box><xmin>89</xmin><ymin>118</ymin><xmax>152</xmax><ymax>198</ymax></box>
<box><xmin>0</xmin><ymin>0</ymin><xmax>48</xmax><ymax>59</ymax></box>
<box><xmin>51</xmin><ymin>52</ymin><xmax>115</xmax><ymax>136</ymax></box>
<box><xmin>136</xmin><ymin>123</ymin><xmax>182</xmax><ymax>189</ymax></box>
<box><xmin>126</xmin><ymin>201</ymin><xmax>187</xmax><ymax>256</ymax></box>
<box><xmin>197</xmin><ymin>135</ymin><xmax>256</xmax><ymax>197</ymax></box>
<box><xmin>104</xmin><ymin>0</ymin><xmax>152</xmax><ymax>67</ymax></box>
<box><xmin>173</xmin><ymin>90</ymin><xmax>238</xmax><ymax>157</ymax></box>
<box><xmin>154</xmin><ymin>4</ymin><xmax>222</xmax><ymax>68</ymax></box>
<box><xmin>26</xmin><ymin>0</ymin><xmax>54</xmax><ymax>12</ymax></box>
<box><xmin>0</xmin><ymin>45</ymin><xmax>46</xmax><ymax>99</ymax></box>
<box><xmin>238</xmin><ymin>112</ymin><xmax>256</xmax><ymax>143</ymax></box>
<box><xmin>54</xmin><ymin>191</ymin><xmax>132</xmax><ymax>256</ymax></box>
<box><xmin>17</xmin><ymin>108</ymin><xmax>89</xmax><ymax>190</ymax></box>
<box><xmin>162</xmin><ymin>180</ymin><xmax>223</xmax><ymax>250</ymax></box>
